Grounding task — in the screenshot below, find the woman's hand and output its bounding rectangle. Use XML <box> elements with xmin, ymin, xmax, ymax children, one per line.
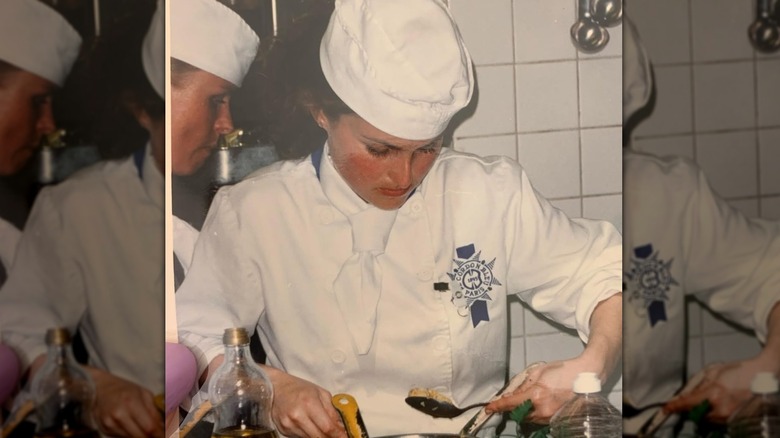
<box><xmin>485</xmin><ymin>359</ymin><xmax>583</xmax><ymax>423</ymax></box>
<box><xmin>89</xmin><ymin>367</ymin><xmax>163</xmax><ymax>437</ymax></box>
<box><xmin>486</xmin><ymin>295</ymin><xmax>622</xmax><ymax>423</ymax></box>
<box><xmin>663</xmin><ymin>360</ymin><xmax>770</xmax><ymax>423</ymax></box>
<box><xmin>264</xmin><ymin>368</ymin><xmax>347</xmax><ymax>438</ymax></box>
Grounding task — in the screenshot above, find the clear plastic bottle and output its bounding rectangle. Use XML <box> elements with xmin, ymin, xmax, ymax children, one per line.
<box><xmin>208</xmin><ymin>327</ymin><xmax>276</xmax><ymax>438</ymax></box>
<box><xmin>727</xmin><ymin>372</ymin><xmax>780</xmax><ymax>438</ymax></box>
<box><xmin>30</xmin><ymin>328</ymin><xmax>98</xmax><ymax>438</ymax></box>
<box><xmin>549</xmin><ymin>372</ymin><xmax>621</xmax><ymax>438</ymax></box>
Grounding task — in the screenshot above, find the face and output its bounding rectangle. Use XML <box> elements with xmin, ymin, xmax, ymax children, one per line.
<box><xmin>0</xmin><ymin>70</ymin><xmax>56</xmax><ymax>176</ymax></box>
<box><xmin>171</xmin><ymin>69</ymin><xmax>235</xmax><ymax>175</ymax></box>
<box><xmin>319</xmin><ymin>112</ymin><xmax>443</xmax><ymax>210</ymax></box>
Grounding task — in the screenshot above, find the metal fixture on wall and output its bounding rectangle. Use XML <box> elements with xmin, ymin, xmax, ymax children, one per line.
<box><xmin>571</xmin><ymin>0</ymin><xmax>622</xmax><ymax>53</ymax></box>
<box><xmin>749</xmin><ymin>0</ymin><xmax>780</xmax><ymax>53</ymax></box>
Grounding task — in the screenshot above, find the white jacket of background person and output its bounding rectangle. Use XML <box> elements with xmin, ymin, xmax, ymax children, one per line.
<box><xmin>177</xmin><ymin>145</ymin><xmax>622</xmax><ymax>435</ymax></box>
<box><xmin>0</xmin><ymin>144</ymin><xmax>164</xmax><ymax>395</ymax></box>
<box><xmin>0</xmin><ymin>217</ymin><xmax>20</xmax><ymax>280</ymax></box>
<box><xmin>622</xmin><ymin>149</ymin><xmax>780</xmax><ymax>433</ymax></box>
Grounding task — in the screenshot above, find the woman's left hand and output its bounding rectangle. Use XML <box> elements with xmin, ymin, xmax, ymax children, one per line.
<box><xmin>484</xmin><ymin>359</ymin><xmax>583</xmax><ymax>423</ymax></box>
<box><xmin>662</xmin><ymin>360</ymin><xmax>766</xmax><ymax>423</ymax></box>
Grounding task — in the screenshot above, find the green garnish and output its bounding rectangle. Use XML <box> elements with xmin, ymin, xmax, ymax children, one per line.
<box><xmin>509</xmin><ymin>399</ymin><xmax>534</xmax><ymax>424</ymax></box>
<box><xmin>688</xmin><ymin>400</ymin><xmax>711</xmax><ymax>424</ymax></box>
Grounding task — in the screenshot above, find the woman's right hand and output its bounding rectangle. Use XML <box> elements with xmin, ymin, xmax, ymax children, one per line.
<box><xmin>264</xmin><ymin>368</ymin><xmax>347</xmax><ymax>438</ymax></box>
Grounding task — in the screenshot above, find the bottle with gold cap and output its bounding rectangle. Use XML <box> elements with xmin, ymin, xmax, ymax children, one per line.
<box><xmin>30</xmin><ymin>328</ymin><xmax>98</xmax><ymax>438</ymax></box>
<box><xmin>208</xmin><ymin>327</ymin><xmax>276</xmax><ymax>438</ymax></box>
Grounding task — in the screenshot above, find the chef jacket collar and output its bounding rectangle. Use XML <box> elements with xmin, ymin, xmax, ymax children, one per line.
<box><xmin>320</xmin><ymin>142</ymin><xmax>367</xmax><ymax>217</ymax></box>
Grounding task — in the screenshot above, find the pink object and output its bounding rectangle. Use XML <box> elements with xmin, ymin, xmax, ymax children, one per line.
<box><xmin>0</xmin><ymin>343</ymin><xmax>20</xmax><ymax>403</ymax></box>
<box><xmin>165</xmin><ymin>342</ymin><xmax>198</xmax><ymax>414</ymax></box>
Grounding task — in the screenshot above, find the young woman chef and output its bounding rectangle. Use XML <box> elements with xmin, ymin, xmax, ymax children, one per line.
<box><xmin>0</xmin><ymin>2</ymin><xmax>165</xmax><ymax>435</ymax></box>
<box><xmin>176</xmin><ymin>0</ymin><xmax>623</xmax><ymax>436</ymax></box>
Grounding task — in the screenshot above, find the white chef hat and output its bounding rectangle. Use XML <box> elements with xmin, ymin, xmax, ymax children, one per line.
<box><xmin>142</xmin><ymin>0</ymin><xmax>165</xmax><ymax>98</ymax></box>
<box><xmin>623</xmin><ymin>17</ymin><xmax>653</xmax><ymax>123</ymax></box>
<box><xmin>170</xmin><ymin>0</ymin><xmax>260</xmax><ymax>87</ymax></box>
<box><xmin>320</xmin><ymin>0</ymin><xmax>474</xmax><ymax>140</ymax></box>
<box><xmin>0</xmin><ymin>0</ymin><xmax>81</xmax><ymax>87</ymax></box>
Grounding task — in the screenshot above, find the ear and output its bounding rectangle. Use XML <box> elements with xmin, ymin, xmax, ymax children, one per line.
<box><xmin>308</xmin><ymin>107</ymin><xmax>330</xmax><ymax>131</ymax></box>
<box><xmin>135</xmin><ymin>108</ymin><xmax>155</xmax><ymax>133</ymax></box>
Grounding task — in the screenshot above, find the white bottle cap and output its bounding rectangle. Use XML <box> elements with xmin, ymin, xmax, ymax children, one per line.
<box><xmin>573</xmin><ymin>372</ymin><xmax>602</xmax><ymax>394</ymax></box>
<box><xmin>750</xmin><ymin>372</ymin><xmax>779</xmax><ymax>394</ymax></box>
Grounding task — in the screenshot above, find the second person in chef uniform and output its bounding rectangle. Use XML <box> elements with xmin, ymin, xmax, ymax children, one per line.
<box><xmin>176</xmin><ymin>0</ymin><xmax>622</xmax><ymax>436</ymax></box>
<box><xmin>165</xmin><ymin>0</ymin><xmax>261</xmax><ymax>422</ymax></box>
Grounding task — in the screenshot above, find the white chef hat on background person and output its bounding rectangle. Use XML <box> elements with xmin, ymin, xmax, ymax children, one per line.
<box><xmin>320</xmin><ymin>0</ymin><xmax>474</xmax><ymax>141</ymax></box>
<box><xmin>0</xmin><ymin>0</ymin><xmax>82</xmax><ymax>87</ymax></box>
<box><xmin>142</xmin><ymin>0</ymin><xmax>164</xmax><ymax>98</ymax></box>
<box><xmin>170</xmin><ymin>0</ymin><xmax>260</xmax><ymax>87</ymax></box>
<box><xmin>623</xmin><ymin>17</ymin><xmax>653</xmax><ymax>124</ymax></box>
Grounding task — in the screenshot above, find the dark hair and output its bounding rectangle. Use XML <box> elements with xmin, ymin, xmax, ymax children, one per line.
<box><xmin>87</xmin><ymin>1</ymin><xmax>163</xmax><ymax>159</ymax></box>
<box><xmin>233</xmin><ymin>0</ymin><xmax>352</xmax><ymax>159</ymax></box>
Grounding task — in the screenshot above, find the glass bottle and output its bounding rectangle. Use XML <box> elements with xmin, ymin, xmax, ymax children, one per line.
<box><xmin>30</xmin><ymin>328</ymin><xmax>98</xmax><ymax>438</ymax></box>
<box><xmin>209</xmin><ymin>328</ymin><xmax>276</xmax><ymax>438</ymax></box>
<box><xmin>549</xmin><ymin>372</ymin><xmax>621</xmax><ymax>438</ymax></box>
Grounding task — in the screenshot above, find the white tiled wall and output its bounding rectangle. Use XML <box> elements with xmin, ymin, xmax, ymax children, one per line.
<box><xmin>449</xmin><ymin>0</ymin><xmax>624</xmax><ymax>416</ymax></box>
<box><xmin>628</xmin><ymin>0</ymin><xmax>777</xmax><ymax>377</ymax></box>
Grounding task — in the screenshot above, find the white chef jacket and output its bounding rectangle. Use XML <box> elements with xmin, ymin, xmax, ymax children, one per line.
<box><xmin>177</xmin><ymin>146</ymin><xmax>622</xmax><ymax>435</ymax></box>
<box><xmin>173</xmin><ymin>214</ymin><xmax>199</xmax><ymax>275</ymax></box>
<box><xmin>0</xmin><ymin>144</ymin><xmax>164</xmax><ymax>395</ymax></box>
<box><xmin>0</xmin><ymin>217</ymin><xmax>21</xmax><ymax>280</ymax></box>
<box><xmin>623</xmin><ymin>150</ymin><xmax>780</xmax><ymax>434</ymax></box>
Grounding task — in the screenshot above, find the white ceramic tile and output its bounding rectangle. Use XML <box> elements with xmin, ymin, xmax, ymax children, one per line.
<box><xmin>455</xmin><ymin>134</ymin><xmax>517</xmax><ymax>160</ymax></box>
<box><xmin>727</xmin><ymin>198</ymin><xmax>760</xmax><ymax>218</ymax></box>
<box><xmin>549</xmin><ymin>198</ymin><xmax>582</xmax><ymax>218</ymax></box>
<box><xmin>761</xmin><ymin>197</ymin><xmax>780</xmax><ymax>219</ymax></box>
<box><xmin>608</xmin><ymin>391</ymin><xmax>623</xmax><ymax>412</ymax></box>
<box><xmin>580</xmin><ymin>24</ymin><xmax>622</xmax><ymax>59</ymax></box>
<box><xmin>631</xmin><ymin>135</ymin><xmax>695</xmax><ymax>160</ymax></box>
<box><xmin>525</xmin><ymin>332</ymin><xmax>584</xmax><ymax>364</ymax></box>
<box><xmin>508</xmin><ymin>296</ymin><xmax>525</xmax><ymax>337</ymax></box>
<box><xmin>759</xmin><ymin>129</ymin><xmax>780</xmax><ymax>195</ymax></box>
<box><xmin>513</xmin><ymin>0</ymin><xmax>577</xmax><ymax>63</ymax></box>
<box><xmin>455</xmin><ymin>66</ymin><xmax>516</xmax><ymax>138</ymax></box>
<box><xmin>516</xmin><ymin>61</ymin><xmax>579</xmax><ymax>132</ymax></box>
<box><xmin>695</xmin><ymin>131</ymin><xmax>758</xmax><ymax>199</ymax></box>
<box><xmin>508</xmin><ymin>336</ymin><xmax>527</xmax><ymax>376</ymax></box>
<box><xmin>610</xmin><ymin>374</ymin><xmax>623</xmax><ymax>392</ymax></box>
<box><xmin>581</xmin><ymin>127</ymin><xmax>622</xmax><ymax>195</ymax></box>
<box><xmin>757</xmin><ymin>60</ymin><xmax>780</xmax><ymax>127</ymax></box>
<box><xmin>579</xmin><ymin>58</ymin><xmax>622</xmax><ymax>128</ymax></box>
<box><xmin>702</xmin><ymin>332</ymin><xmax>762</xmax><ymax>365</ymax></box>
<box><xmin>583</xmin><ymin>194</ymin><xmax>622</xmax><ymax>232</ymax></box>
<box><xmin>701</xmin><ymin>305</ymin><xmax>753</xmax><ymax>335</ymax></box>
<box><xmin>451</xmin><ymin>0</ymin><xmax>514</xmax><ymax>65</ymax></box>
<box><xmin>524</xmin><ymin>305</ymin><xmax>566</xmax><ymax>335</ymax></box>
<box><xmin>691</xmin><ymin>0</ymin><xmax>754</xmax><ymax>62</ymax></box>
<box><xmin>686</xmin><ymin>298</ymin><xmax>702</xmax><ymax>337</ymax></box>
<box><xmin>693</xmin><ymin>62</ymin><xmax>755</xmax><ymax>132</ymax></box>
<box><xmin>517</xmin><ymin>130</ymin><xmax>580</xmax><ymax>198</ymax></box>
<box><xmin>633</xmin><ymin>66</ymin><xmax>693</xmax><ymax>137</ymax></box>
<box><xmin>757</xmin><ymin>47</ymin><xmax>780</xmax><ymax>60</ymax></box>
<box><xmin>687</xmin><ymin>336</ymin><xmax>703</xmax><ymax>378</ymax></box>
<box><xmin>626</xmin><ymin>0</ymin><xmax>691</xmax><ymax>65</ymax></box>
